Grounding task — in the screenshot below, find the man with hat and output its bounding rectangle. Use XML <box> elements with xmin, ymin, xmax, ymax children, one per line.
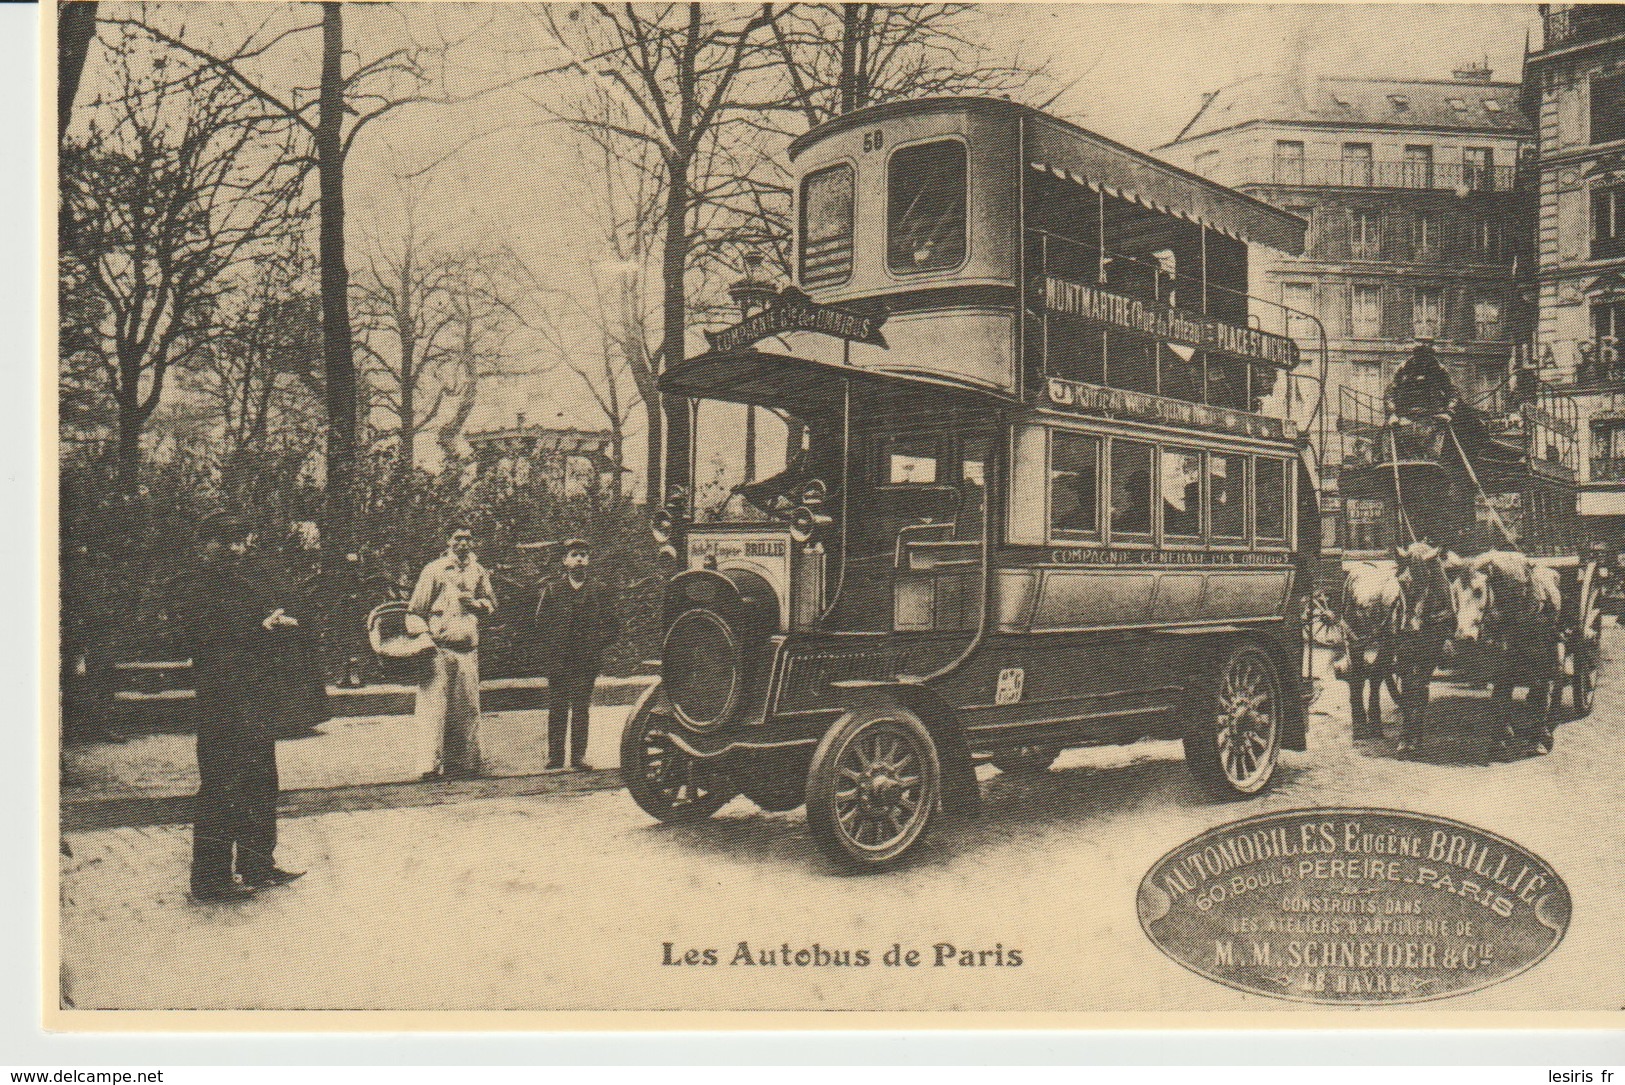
<box><xmin>174</xmin><ymin>512</ymin><xmax>304</xmax><ymax>901</ymax></box>
<box><xmin>532</xmin><ymin>538</ymin><xmax>619</xmax><ymax>770</ymax></box>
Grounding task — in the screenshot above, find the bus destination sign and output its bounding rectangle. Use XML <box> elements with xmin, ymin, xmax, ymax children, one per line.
<box><xmin>1044</xmin><ymin>277</ymin><xmax>1301</xmax><ymax>370</ymax></box>
<box><xmin>1046</xmin><ymin>377</ymin><xmax>1292</xmax><ymax>442</ymax></box>
<box><xmin>705</xmin><ymin>289</ymin><xmax>888</xmax><ymax>354</ymax></box>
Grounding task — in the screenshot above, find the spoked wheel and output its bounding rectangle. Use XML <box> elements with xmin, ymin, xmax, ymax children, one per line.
<box><xmin>1570</xmin><ymin>615</ymin><xmax>1602</xmax><ymax>719</ymax></box>
<box><xmin>806</xmin><ymin>701</ymin><xmax>941</xmax><ymax>869</ymax></box>
<box><xmin>989</xmin><ymin>746</ymin><xmax>1060</xmax><ymax>775</ymax></box>
<box><xmin>1184</xmin><ymin>643</ymin><xmax>1283</xmax><ymax>797</ymax></box>
<box><xmin>620</xmin><ymin>684</ymin><xmax>738</xmax><ymax>823</ymax></box>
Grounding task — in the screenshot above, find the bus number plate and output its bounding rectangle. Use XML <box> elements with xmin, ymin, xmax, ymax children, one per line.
<box><xmin>995</xmin><ymin>668</ymin><xmax>1025</xmax><ymax>706</ymax></box>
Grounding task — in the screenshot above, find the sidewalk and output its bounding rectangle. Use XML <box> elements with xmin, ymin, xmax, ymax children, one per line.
<box><xmin>63</xmin><ymin>686</ymin><xmax>649</xmax><ymax>829</ymax></box>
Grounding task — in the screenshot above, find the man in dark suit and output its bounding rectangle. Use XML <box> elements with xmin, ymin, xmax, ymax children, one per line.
<box><xmin>533</xmin><ymin>539</ymin><xmax>619</xmax><ymax>770</ymax></box>
<box><xmin>176</xmin><ymin>513</ymin><xmax>304</xmax><ymax>902</ymax></box>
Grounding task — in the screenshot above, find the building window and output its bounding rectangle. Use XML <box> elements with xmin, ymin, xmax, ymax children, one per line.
<box><xmin>1414</xmin><ymin>286</ymin><xmax>1443</xmax><ymax>339</ymax></box>
<box><xmin>1463</xmin><ymin>147</ymin><xmax>1494</xmax><ymax>191</ymax></box>
<box><xmin>1352</xmin><ymin>285</ymin><xmax>1383</xmax><ymax>338</ymax></box>
<box><xmin>1447</xmin><ymin>97</ymin><xmax>1468</xmax><ymax>112</ymax></box>
<box><xmin>1594</xmin><ymin>185</ymin><xmax>1624</xmax><ymax>259</ymax></box>
<box><xmin>799</xmin><ymin>164</ymin><xmax>855</xmax><ymax>288</ymax></box>
<box><xmin>1593</xmin><ymin>422</ymin><xmax>1625</xmax><ymax>482</ymax></box>
<box><xmin>1342</xmin><ymin>142</ymin><xmax>1374</xmax><ymax>186</ymax></box>
<box><xmin>1474</xmin><ymin>297</ymin><xmax>1503</xmax><ymax>341</ymax></box>
<box><xmin>1473</xmin><ymin>219</ymin><xmax>1502</xmax><ymax>257</ymax></box>
<box><xmin>1483</xmin><ymin>97</ymin><xmax>1504</xmax><ymax>113</ymax></box>
<box><xmin>1389</xmin><ymin>94</ymin><xmax>1412</xmax><ymax>112</ymax></box>
<box><xmin>1109</xmin><ymin>439</ymin><xmax>1155</xmax><ymax>539</ymax></box>
<box><xmin>1254</xmin><ymin>457</ymin><xmax>1289</xmax><ymax>544</ymax></box>
<box><xmin>1413</xmin><ymin>212</ymin><xmax>1439</xmax><ymax>256</ymax></box>
<box><xmin>1597</xmin><ymin>299</ymin><xmax>1624</xmax><ymax>345</ymax></box>
<box><xmin>1161</xmin><ymin>448</ymin><xmax>1203</xmax><ymax>541</ymax></box>
<box><xmin>1403</xmin><ymin>144</ymin><xmax>1434</xmax><ymax>188</ymax></box>
<box><xmin>1592</xmin><ymin>70</ymin><xmax>1625</xmax><ymax>146</ymax></box>
<box><xmin>1274</xmin><ymin>140</ymin><xmax>1305</xmax><ymax>184</ymax></box>
<box><xmin>1351</xmin><ymin>209</ymin><xmax>1380</xmax><ymax>258</ymax></box>
<box><xmin>1208</xmin><ymin>453</ymin><xmax>1247</xmax><ymax>541</ymax></box>
<box><xmin>887</xmin><ymin>139</ymin><xmax>967</xmax><ymax>274</ymax></box>
<box><xmin>1285</xmin><ymin>205</ymin><xmax>1314</xmax><ymax>252</ymax></box>
<box><xmin>1282</xmin><ymin>281</ymin><xmax>1315</xmax><ymax>339</ymax></box>
<box><xmin>1049</xmin><ymin>431</ymin><xmax>1100</xmax><ymax>538</ymax></box>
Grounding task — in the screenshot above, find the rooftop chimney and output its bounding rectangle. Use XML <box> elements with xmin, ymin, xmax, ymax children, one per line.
<box><xmin>1453</xmin><ymin>62</ymin><xmax>1494</xmax><ymax>83</ymax></box>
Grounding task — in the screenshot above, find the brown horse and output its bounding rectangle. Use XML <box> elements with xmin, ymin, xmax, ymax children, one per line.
<box><xmin>1332</xmin><ymin>562</ymin><xmax>1401</xmax><ymax>742</ymax></box>
<box><xmin>1447</xmin><ymin>550</ymin><xmax>1562</xmax><ymax>755</ymax></box>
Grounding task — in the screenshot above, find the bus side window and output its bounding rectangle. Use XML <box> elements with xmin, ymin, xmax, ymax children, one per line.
<box><xmin>1255</xmin><ymin>457</ymin><xmax>1288</xmax><ymax>544</ymax></box>
<box><xmin>1050</xmin><ymin>431</ymin><xmax>1100</xmax><ymax>538</ymax></box>
<box><xmin>1160</xmin><ymin>447</ymin><xmax>1203</xmax><ymax>541</ymax></box>
<box><xmin>1110</xmin><ymin>439</ymin><xmax>1155</xmax><ymax>540</ymax></box>
<box><xmin>1209</xmin><ymin>453</ymin><xmax>1248</xmax><ymax>542</ymax></box>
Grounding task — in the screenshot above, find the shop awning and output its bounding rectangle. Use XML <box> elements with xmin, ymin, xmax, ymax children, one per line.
<box><xmin>1027</xmin><ymin>114</ymin><xmax>1307</xmax><ymax>256</ymax></box>
<box><xmin>1579</xmin><ymin>491</ymin><xmax>1625</xmax><ymax>517</ymax></box>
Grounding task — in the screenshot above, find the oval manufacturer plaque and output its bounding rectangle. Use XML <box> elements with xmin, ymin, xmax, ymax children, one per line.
<box><xmin>1137</xmin><ymin>808</ymin><xmax>1571</xmax><ymax>1004</ymax></box>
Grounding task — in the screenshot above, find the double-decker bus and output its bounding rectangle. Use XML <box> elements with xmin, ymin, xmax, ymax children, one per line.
<box><xmin>622</xmin><ymin>97</ymin><xmax>1320</xmax><ymax>868</ymax></box>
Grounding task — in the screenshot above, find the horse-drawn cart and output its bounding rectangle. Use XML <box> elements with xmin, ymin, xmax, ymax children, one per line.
<box><xmin>1332</xmin><ymin>372</ymin><xmax>1603</xmax><ymax>753</ymax></box>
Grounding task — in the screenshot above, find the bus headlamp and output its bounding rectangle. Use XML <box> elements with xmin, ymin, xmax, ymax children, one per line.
<box><xmin>651</xmin><ymin>508</ymin><xmax>675</xmax><ymax>544</ymax></box>
<box><xmin>790</xmin><ymin>505</ymin><xmax>833</xmax><ymax>544</ymax></box>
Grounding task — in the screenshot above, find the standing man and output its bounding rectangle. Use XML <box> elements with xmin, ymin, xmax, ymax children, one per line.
<box><xmin>176</xmin><ymin>513</ymin><xmax>304</xmax><ymax>902</ymax></box>
<box><xmin>409</xmin><ymin>523</ymin><xmax>496</xmax><ymax>780</ymax></box>
<box><xmin>533</xmin><ymin>539</ymin><xmax>619</xmax><ymax>771</ymax></box>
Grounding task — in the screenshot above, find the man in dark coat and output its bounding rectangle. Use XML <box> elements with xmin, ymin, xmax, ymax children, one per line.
<box><xmin>1387</xmin><ymin>341</ymin><xmax>1458</xmax><ymax>420</ymax></box>
<box><xmin>176</xmin><ymin>513</ymin><xmax>304</xmax><ymax>901</ymax></box>
<box><xmin>533</xmin><ymin>539</ymin><xmax>619</xmax><ymax>770</ymax></box>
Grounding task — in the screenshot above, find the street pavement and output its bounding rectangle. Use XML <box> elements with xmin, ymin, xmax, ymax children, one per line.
<box><xmin>58</xmin><ymin>633</ymin><xmax>1625</xmax><ymax>1013</ymax></box>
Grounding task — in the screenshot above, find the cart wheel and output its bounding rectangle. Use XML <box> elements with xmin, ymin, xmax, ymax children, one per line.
<box><xmin>806</xmin><ymin>700</ymin><xmax>941</xmax><ymax>869</ymax></box>
<box><xmin>989</xmin><ymin>746</ymin><xmax>1060</xmax><ymax>775</ymax></box>
<box><xmin>620</xmin><ymin>684</ymin><xmax>737</xmax><ymax>823</ymax></box>
<box><xmin>1571</xmin><ymin>634</ymin><xmax>1600</xmax><ymax>717</ymax></box>
<box><xmin>1184</xmin><ymin>643</ymin><xmax>1283</xmax><ymax>797</ymax></box>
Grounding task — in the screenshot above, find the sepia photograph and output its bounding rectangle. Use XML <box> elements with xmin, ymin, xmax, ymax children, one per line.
<box><xmin>48</xmin><ymin>0</ymin><xmax>1625</xmax><ymax>1023</ymax></box>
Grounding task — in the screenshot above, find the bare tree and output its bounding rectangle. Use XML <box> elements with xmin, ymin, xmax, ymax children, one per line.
<box><xmin>108</xmin><ymin>1</ymin><xmax>464</xmax><ymax>556</ymax></box>
<box><xmin>538</xmin><ymin>3</ymin><xmax>778</xmax><ymax>502</ymax></box>
<box><xmin>352</xmin><ymin>204</ymin><xmax>462</xmax><ymax>487</ymax></box>
<box><xmin>432</xmin><ymin>253</ymin><xmax>525</xmax><ymax>463</ymax></box>
<box><xmin>60</xmin><ymin>23</ymin><xmax>306</xmax><ymax>492</ymax></box>
<box><xmin>183</xmin><ymin>243</ymin><xmax>323</xmax><ymax>492</ymax></box>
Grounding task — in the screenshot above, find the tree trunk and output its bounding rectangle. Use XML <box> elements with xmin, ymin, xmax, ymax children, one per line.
<box><xmin>659</xmin><ymin>152</ymin><xmax>691</xmax><ymax>503</ymax></box>
<box><xmin>839</xmin><ymin>6</ymin><xmax>860</xmax><ymax>114</ymax></box>
<box><xmin>318</xmin><ymin>2</ymin><xmax>357</xmax><ymax>559</ymax></box>
<box><xmin>397</xmin><ymin>329</ymin><xmax>416</xmax><ymax>491</ymax></box>
<box><xmin>115</xmin><ymin>401</ymin><xmax>141</xmax><ymax>494</ymax></box>
<box><xmin>58</xmin><ymin>2</ymin><xmax>98</xmax><ymax>142</ymax></box>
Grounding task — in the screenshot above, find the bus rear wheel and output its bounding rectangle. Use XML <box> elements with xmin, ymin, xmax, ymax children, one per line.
<box><xmin>1184</xmin><ymin>643</ymin><xmax>1283</xmax><ymax>798</ymax></box>
<box><xmin>806</xmin><ymin>701</ymin><xmax>941</xmax><ymax>870</ymax></box>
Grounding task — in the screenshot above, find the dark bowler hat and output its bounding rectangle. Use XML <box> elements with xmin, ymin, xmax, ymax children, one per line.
<box><xmin>561</xmin><ymin>537</ymin><xmax>593</xmax><ymax>554</ymax></box>
<box><xmin>196</xmin><ymin>511</ymin><xmax>251</xmax><ymax>544</ymax></box>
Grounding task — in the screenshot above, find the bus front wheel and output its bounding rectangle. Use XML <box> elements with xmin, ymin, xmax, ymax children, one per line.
<box><xmin>806</xmin><ymin>700</ymin><xmax>942</xmax><ymax>870</ymax></box>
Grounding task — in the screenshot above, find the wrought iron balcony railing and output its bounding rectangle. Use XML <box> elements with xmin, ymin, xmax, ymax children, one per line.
<box><xmin>1543</xmin><ymin>5</ymin><xmax>1625</xmax><ymax>48</ymax></box>
<box><xmin>1243</xmin><ymin>158</ymin><xmax>1518</xmax><ymax>193</ymax></box>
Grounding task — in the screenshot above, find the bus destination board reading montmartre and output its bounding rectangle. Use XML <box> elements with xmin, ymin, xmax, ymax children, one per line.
<box><xmin>1044</xmin><ymin>277</ymin><xmax>1301</xmax><ymax>370</ymax></box>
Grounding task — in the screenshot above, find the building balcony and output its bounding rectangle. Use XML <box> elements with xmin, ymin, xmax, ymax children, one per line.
<box><xmin>1244</xmin><ymin>158</ymin><xmax>1518</xmax><ymax>193</ymax></box>
<box><xmin>1542</xmin><ymin>5</ymin><xmax>1625</xmax><ymax>50</ymax></box>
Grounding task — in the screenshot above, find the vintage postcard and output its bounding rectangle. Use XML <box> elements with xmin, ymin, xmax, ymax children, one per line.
<box><xmin>48</xmin><ymin>0</ymin><xmax>1625</xmax><ymax>1026</ymax></box>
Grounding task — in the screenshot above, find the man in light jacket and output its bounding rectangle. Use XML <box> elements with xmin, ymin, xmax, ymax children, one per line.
<box><xmin>409</xmin><ymin>523</ymin><xmax>496</xmax><ymax>780</ymax></box>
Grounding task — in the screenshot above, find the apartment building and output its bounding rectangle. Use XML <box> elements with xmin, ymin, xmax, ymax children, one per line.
<box><xmin>1157</xmin><ymin>67</ymin><xmax>1530</xmax><ymax>550</ymax></box>
<box><xmin>1523</xmin><ymin>4</ymin><xmax>1625</xmax><ymax>546</ymax></box>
